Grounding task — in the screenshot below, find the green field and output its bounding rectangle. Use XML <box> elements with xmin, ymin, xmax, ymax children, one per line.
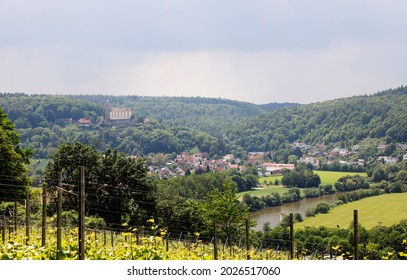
<box><xmin>258</xmin><ymin>175</ymin><xmax>284</xmax><ymax>185</ymax></box>
<box><xmin>238</xmin><ymin>171</ymin><xmax>367</xmax><ymax>199</ymax></box>
<box><xmin>237</xmin><ymin>185</ymin><xmax>287</xmax><ymax>199</ymax></box>
<box><xmin>313</xmin><ymin>170</ymin><xmax>367</xmax><ymax>185</ymax></box>
<box><xmin>296</xmin><ymin>192</ymin><xmax>407</xmax><ymax>229</ymax></box>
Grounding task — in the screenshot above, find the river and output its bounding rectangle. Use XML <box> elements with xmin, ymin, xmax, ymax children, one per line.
<box><xmin>251</xmin><ymin>192</ymin><xmax>345</xmax><ymax>231</ymax></box>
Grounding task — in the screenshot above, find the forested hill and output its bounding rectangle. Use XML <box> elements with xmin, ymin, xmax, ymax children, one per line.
<box><xmin>68</xmin><ymin>95</ymin><xmax>272</xmax><ymax>133</ymax></box>
<box><xmin>227</xmin><ymin>86</ymin><xmax>407</xmax><ymax>153</ymax></box>
<box><xmin>0</xmin><ymin>94</ymin><xmax>297</xmax><ymax>134</ymax></box>
<box><xmin>0</xmin><ymin>93</ymin><xmax>298</xmax><ymax>158</ymax></box>
<box><xmin>0</xmin><ymin>87</ymin><xmax>406</xmax><ymax>160</ymax></box>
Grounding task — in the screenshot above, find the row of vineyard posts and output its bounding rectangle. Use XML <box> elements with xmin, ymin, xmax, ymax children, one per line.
<box><xmin>0</xmin><ymin>166</ymin><xmax>362</xmax><ymax>260</ymax></box>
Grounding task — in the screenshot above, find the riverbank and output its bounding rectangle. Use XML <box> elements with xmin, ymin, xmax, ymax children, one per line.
<box><xmin>251</xmin><ymin>192</ymin><xmax>345</xmax><ymax>231</ymax></box>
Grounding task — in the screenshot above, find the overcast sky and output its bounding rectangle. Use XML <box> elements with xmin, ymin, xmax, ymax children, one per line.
<box><xmin>1</xmin><ymin>0</ymin><xmax>406</xmax><ymax>104</ymax></box>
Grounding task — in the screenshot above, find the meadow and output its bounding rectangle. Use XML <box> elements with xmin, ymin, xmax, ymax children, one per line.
<box><xmin>238</xmin><ymin>171</ymin><xmax>367</xmax><ymax>199</ymax></box>
<box><xmin>295</xmin><ymin>192</ymin><xmax>407</xmax><ymax>229</ymax></box>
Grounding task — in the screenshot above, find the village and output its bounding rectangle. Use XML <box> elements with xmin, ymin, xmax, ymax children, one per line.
<box><xmin>142</xmin><ymin>141</ymin><xmax>407</xmax><ymax>179</ymax></box>
<box><xmin>54</xmin><ymin>101</ymin><xmax>407</xmax><ymax>179</ymax></box>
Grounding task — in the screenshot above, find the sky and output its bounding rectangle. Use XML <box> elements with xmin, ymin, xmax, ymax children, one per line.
<box><xmin>0</xmin><ymin>0</ymin><xmax>406</xmax><ymax>104</ymax></box>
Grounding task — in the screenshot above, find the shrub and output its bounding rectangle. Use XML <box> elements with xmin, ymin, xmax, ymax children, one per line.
<box><xmin>315</xmin><ymin>201</ymin><xmax>330</xmax><ymax>214</ymax></box>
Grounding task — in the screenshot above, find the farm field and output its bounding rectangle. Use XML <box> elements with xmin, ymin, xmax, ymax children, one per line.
<box><xmin>258</xmin><ymin>175</ymin><xmax>284</xmax><ymax>186</ymax></box>
<box><xmin>237</xmin><ymin>185</ymin><xmax>287</xmax><ymax>199</ymax></box>
<box><xmin>295</xmin><ymin>192</ymin><xmax>407</xmax><ymax>229</ymax></box>
<box><xmin>238</xmin><ymin>171</ymin><xmax>367</xmax><ymax>199</ymax></box>
<box><xmin>313</xmin><ymin>170</ymin><xmax>367</xmax><ymax>185</ymax></box>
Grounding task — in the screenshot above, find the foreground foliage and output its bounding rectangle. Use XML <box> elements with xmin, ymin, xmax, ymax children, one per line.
<box><xmin>0</xmin><ymin>227</ymin><xmax>285</xmax><ymax>260</ymax></box>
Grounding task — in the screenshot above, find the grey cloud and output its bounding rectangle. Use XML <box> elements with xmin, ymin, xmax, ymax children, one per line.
<box><xmin>2</xmin><ymin>0</ymin><xmax>406</xmax><ymax>51</ymax></box>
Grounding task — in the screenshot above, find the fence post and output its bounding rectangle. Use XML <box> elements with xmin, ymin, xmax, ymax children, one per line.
<box><xmin>353</xmin><ymin>210</ymin><xmax>359</xmax><ymax>260</ymax></box>
<box><xmin>13</xmin><ymin>201</ymin><xmax>17</xmax><ymax>233</ymax></box>
<box><xmin>8</xmin><ymin>216</ymin><xmax>13</xmax><ymax>238</ymax></box>
<box><xmin>166</xmin><ymin>232</ymin><xmax>170</xmax><ymax>252</ymax></box>
<box><xmin>1</xmin><ymin>213</ymin><xmax>5</xmax><ymax>243</ymax></box>
<box><xmin>289</xmin><ymin>213</ymin><xmax>294</xmax><ymax>260</ymax></box>
<box><xmin>79</xmin><ymin>166</ymin><xmax>86</xmax><ymax>260</ymax></box>
<box><xmin>246</xmin><ymin>218</ymin><xmax>250</xmax><ymax>260</ymax></box>
<box><xmin>213</xmin><ymin>219</ymin><xmax>218</xmax><ymax>260</ymax></box>
<box><xmin>25</xmin><ymin>193</ymin><xmax>30</xmax><ymax>244</ymax></box>
<box><xmin>57</xmin><ymin>172</ymin><xmax>63</xmax><ymax>260</ymax></box>
<box><xmin>42</xmin><ymin>185</ymin><xmax>47</xmax><ymax>247</ymax></box>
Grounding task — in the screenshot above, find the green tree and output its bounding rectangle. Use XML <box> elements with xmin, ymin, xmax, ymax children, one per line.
<box><xmin>44</xmin><ymin>142</ymin><xmax>157</xmax><ymax>228</ymax></box>
<box><xmin>95</xmin><ymin>149</ymin><xmax>157</xmax><ymax>227</ymax></box>
<box><xmin>395</xmin><ymin>170</ymin><xmax>407</xmax><ymax>183</ymax></box>
<box><xmin>0</xmin><ymin>108</ymin><xmax>31</xmax><ymax>201</ymax></box>
<box><xmin>287</xmin><ymin>155</ymin><xmax>299</xmax><ymax>164</ymax></box>
<box><xmin>202</xmin><ymin>182</ymin><xmax>250</xmax><ymax>244</ymax></box>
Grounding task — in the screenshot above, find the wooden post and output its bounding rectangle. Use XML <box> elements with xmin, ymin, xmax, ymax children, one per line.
<box><xmin>13</xmin><ymin>201</ymin><xmax>17</xmax><ymax>232</ymax></box>
<box><xmin>57</xmin><ymin>172</ymin><xmax>63</xmax><ymax>260</ymax></box>
<box><xmin>79</xmin><ymin>166</ymin><xmax>85</xmax><ymax>260</ymax></box>
<box><xmin>42</xmin><ymin>186</ymin><xmax>47</xmax><ymax>247</ymax></box>
<box><xmin>166</xmin><ymin>232</ymin><xmax>170</xmax><ymax>252</ymax></box>
<box><xmin>246</xmin><ymin>218</ymin><xmax>250</xmax><ymax>260</ymax></box>
<box><xmin>8</xmin><ymin>216</ymin><xmax>13</xmax><ymax>238</ymax></box>
<box><xmin>94</xmin><ymin>230</ymin><xmax>98</xmax><ymax>249</ymax></box>
<box><xmin>25</xmin><ymin>193</ymin><xmax>30</xmax><ymax>244</ymax></box>
<box><xmin>353</xmin><ymin>210</ymin><xmax>359</xmax><ymax>260</ymax></box>
<box><xmin>289</xmin><ymin>213</ymin><xmax>294</xmax><ymax>260</ymax></box>
<box><xmin>213</xmin><ymin>219</ymin><xmax>218</xmax><ymax>260</ymax></box>
<box><xmin>1</xmin><ymin>213</ymin><xmax>5</xmax><ymax>243</ymax></box>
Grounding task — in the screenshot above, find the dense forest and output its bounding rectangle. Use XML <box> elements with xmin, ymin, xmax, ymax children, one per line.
<box><xmin>0</xmin><ymin>86</ymin><xmax>406</xmax><ymax>161</ymax></box>
<box><xmin>0</xmin><ymin>93</ymin><xmax>296</xmax><ymax>133</ymax></box>
<box><xmin>0</xmin><ymin>93</ymin><xmax>296</xmax><ymax>158</ymax></box>
<box><xmin>227</xmin><ymin>86</ymin><xmax>407</xmax><ymax>151</ymax></box>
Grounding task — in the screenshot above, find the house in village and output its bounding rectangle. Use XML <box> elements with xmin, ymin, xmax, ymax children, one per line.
<box><xmin>261</xmin><ymin>162</ymin><xmax>295</xmax><ymax>175</ymax></box>
<box><xmin>78</xmin><ymin>118</ymin><xmax>92</xmax><ymax>126</ymax></box>
<box><xmin>378</xmin><ymin>156</ymin><xmax>398</xmax><ymax>164</ymax></box>
<box><xmin>299</xmin><ymin>156</ymin><xmax>320</xmax><ymax>167</ymax></box>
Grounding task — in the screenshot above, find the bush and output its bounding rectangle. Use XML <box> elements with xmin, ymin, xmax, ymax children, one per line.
<box><xmin>305</xmin><ymin>207</ymin><xmax>316</xmax><ymax>217</ymax></box>
<box><xmin>315</xmin><ymin>201</ymin><xmax>330</xmax><ymax>214</ymax></box>
<box><xmin>303</xmin><ymin>188</ymin><xmax>322</xmax><ymax>198</ymax></box>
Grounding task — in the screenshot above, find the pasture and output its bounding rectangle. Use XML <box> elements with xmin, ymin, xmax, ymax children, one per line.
<box><xmin>238</xmin><ymin>171</ymin><xmax>367</xmax><ymax>198</ymax></box>
<box><xmin>295</xmin><ymin>192</ymin><xmax>407</xmax><ymax>229</ymax></box>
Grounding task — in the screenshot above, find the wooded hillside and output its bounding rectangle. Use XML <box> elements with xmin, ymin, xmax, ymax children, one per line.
<box><xmin>227</xmin><ymin>86</ymin><xmax>407</xmax><ymax>152</ymax></box>
<box><xmin>0</xmin><ymin>86</ymin><xmax>406</xmax><ymax>159</ymax></box>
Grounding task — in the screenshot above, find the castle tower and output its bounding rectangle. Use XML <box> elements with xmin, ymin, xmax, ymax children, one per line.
<box><xmin>104</xmin><ymin>100</ymin><xmax>112</xmax><ymax>121</ymax></box>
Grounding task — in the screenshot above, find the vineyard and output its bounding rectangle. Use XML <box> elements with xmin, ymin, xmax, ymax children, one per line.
<box><xmin>2</xmin><ymin>207</ymin><xmax>407</xmax><ymax>260</ymax></box>
<box><xmin>0</xmin><ymin>225</ymin><xmax>287</xmax><ymax>260</ymax></box>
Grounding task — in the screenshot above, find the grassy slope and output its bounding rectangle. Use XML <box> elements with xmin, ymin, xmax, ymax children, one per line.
<box><xmin>295</xmin><ymin>192</ymin><xmax>407</xmax><ymax>229</ymax></box>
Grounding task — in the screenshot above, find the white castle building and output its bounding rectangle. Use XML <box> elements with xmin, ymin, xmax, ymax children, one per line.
<box><xmin>104</xmin><ymin>100</ymin><xmax>133</xmax><ymax>121</ymax></box>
